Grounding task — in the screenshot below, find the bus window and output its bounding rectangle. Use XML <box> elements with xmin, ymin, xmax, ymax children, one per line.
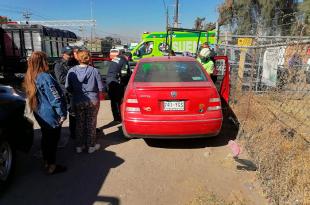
<box><xmin>24</xmin><ymin>31</ymin><xmax>32</xmax><ymax>57</ymax></box>
<box><xmin>4</xmin><ymin>32</ymin><xmax>13</xmax><ymax>56</ymax></box>
<box><xmin>13</xmin><ymin>31</ymin><xmax>21</xmax><ymax>56</ymax></box>
<box><xmin>63</xmin><ymin>38</ymin><xmax>67</xmax><ymax>47</ymax></box>
<box><xmin>57</xmin><ymin>37</ymin><xmax>63</xmax><ymax>56</ymax></box>
<box><xmin>51</xmin><ymin>37</ymin><xmax>58</xmax><ymax>57</ymax></box>
<box><xmin>33</xmin><ymin>32</ymin><xmax>42</xmax><ymax>52</ymax></box>
<box><xmin>136</xmin><ymin>41</ymin><xmax>153</xmax><ymax>57</ymax></box>
<box><xmin>158</xmin><ymin>42</ymin><xmax>168</xmax><ymax>52</ymax></box>
<box><xmin>44</xmin><ymin>37</ymin><xmax>52</xmax><ymax>57</ymax></box>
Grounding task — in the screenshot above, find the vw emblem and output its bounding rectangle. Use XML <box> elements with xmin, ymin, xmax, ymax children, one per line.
<box><xmin>170</xmin><ymin>91</ymin><xmax>177</xmax><ymax>98</ymax></box>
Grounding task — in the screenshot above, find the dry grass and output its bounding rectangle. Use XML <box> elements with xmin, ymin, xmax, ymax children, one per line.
<box><xmin>232</xmin><ymin>93</ymin><xmax>310</xmax><ymax>205</ymax></box>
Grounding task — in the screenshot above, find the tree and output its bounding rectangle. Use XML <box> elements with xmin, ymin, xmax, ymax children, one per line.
<box><xmin>204</xmin><ymin>22</ymin><xmax>216</xmax><ymax>31</ymax></box>
<box><xmin>0</xmin><ymin>16</ymin><xmax>9</xmax><ymax>23</ymax></box>
<box><xmin>194</xmin><ymin>17</ymin><xmax>205</xmax><ymax>30</ymax></box>
<box><xmin>295</xmin><ymin>0</ymin><xmax>310</xmax><ymax>35</ymax></box>
<box><xmin>218</xmin><ymin>0</ymin><xmax>300</xmax><ymax>35</ymax></box>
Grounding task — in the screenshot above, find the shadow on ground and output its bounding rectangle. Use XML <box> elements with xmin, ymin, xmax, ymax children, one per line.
<box><xmin>97</xmin><ymin>123</ymin><xmax>129</xmax><ymax>149</ymax></box>
<box><xmin>143</xmin><ymin>101</ymin><xmax>240</xmax><ymax>149</ymax></box>
<box><xmin>0</xmin><ymin>127</ymin><xmax>124</xmax><ymax>205</ymax></box>
<box><xmin>235</xmin><ymin>158</ymin><xmax>258</xmax><ymax>171</ymax></box>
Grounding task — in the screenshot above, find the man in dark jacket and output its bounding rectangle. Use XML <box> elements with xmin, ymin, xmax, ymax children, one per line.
<box><xmin>54</xmin><ymin>46</ymin><xmax>77</xmax><ymax>139</ymax></box>
<box><xmin>106</xmin><ymin>52</ymin><xmax>131</xmax><ymax>122</ymax></box>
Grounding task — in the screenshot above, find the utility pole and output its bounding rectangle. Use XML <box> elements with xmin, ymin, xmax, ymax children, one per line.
<box><xmin>166</xmin><ymin>7</ymin><xmax>169</xmax><ymax>30</ymax></box>
<box><xmin>173</xmin><ymin>0</ymin><xmax>179</xmax><ymax>28</ymax></box>
<box><xmin>163</xmin><ymin>0</ymin><xmax>169</xmax><ymax>49</ymax></box>
<box><xmin>162</xmin><ymin>0</ymin><xmax>169</xmax><ymax>29</ymax></box>
<box><xmin>22</xmin><ymin>10</ymin><xmax>32</xmax><ymax>24</ymax></box>
<box><xmin>79</xmin><ymin>26</ymin><xmax>85</xmax><ymax>40</ymax></box>
<box><xmin>90</xmin><ymin>0</ymin><xmax>94</xmax><ymax>51</ymax></box>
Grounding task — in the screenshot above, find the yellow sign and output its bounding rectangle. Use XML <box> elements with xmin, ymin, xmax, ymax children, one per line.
<box><xmin>238</xmin><ymin>38</ymin><xmax>252</xmax><ymax>46</ymax></box>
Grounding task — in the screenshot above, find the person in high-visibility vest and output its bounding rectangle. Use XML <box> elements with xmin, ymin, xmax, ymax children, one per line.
<box><xmin>197</xmin><ymin>48</ymin><xmax>214</xmax><ymax>74</ymax></box>
<box><xmin>197</xmin><ymin>47</ymin><xmax>217</xmax><ymax>83</ymax></box>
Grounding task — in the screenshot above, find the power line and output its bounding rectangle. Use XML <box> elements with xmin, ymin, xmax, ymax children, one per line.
<box><xmin>0</xmin><ymin>7</ymin><xmax>22</xmax><ymax>15</ymax></box>
<box><xmin>162</xmin><ymin>0</ymin><xmax>167</xmax><ymax>10</ymax></box>
<box><xmin>22</xmin><ymin>10</ymin><xmax>32</xmax><ymax>23</ymax></box>
<box><xmin>95</xmin><ymin>27</ymin><xmax>140</xmax><ymax>41</ymax></box>
<box><xmin>0</xmin><ymin>4</ymin><xmax>138</xmax><ymax>42</ymax></box>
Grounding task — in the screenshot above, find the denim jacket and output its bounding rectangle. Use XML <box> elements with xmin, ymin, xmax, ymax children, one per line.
<box><xmin>34</xmin><ymin>72</ymin><xmax>67</xmax><ymax>128</ymax></box>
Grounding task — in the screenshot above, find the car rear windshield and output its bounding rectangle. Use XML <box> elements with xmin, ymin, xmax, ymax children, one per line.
<box><xmin>134</xmin><ymin>61</ymin><xmax>207</xmax><ymax>82</ymax></box>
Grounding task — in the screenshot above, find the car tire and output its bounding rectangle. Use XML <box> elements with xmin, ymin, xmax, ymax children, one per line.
<box><xmin>0</xmin><ymin>139</ymin><xmax>15</xmax><ymax>192</ymax></box>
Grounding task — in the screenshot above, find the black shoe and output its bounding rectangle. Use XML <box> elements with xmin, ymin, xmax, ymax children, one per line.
<box><xmin>46</xmin><ymin>165</ymin><xmax>67</xmax><ymax>175</ymax></box>
<box><xmin>113</xmin><ymin>117</ymin><xmax>122</xmax><ymax>123</ymax></box>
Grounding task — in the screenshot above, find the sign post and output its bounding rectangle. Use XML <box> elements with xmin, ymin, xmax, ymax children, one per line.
<box><xmin>236</xmin><ymin>38</ymin><xmax>252</xmax><ymax>93</ymax></box>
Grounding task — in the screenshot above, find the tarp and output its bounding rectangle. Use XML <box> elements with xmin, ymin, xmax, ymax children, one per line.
<box><xmin>262</xmin><ymin>46</ymin><xmax>286</xmax><ymax>87</ymax></box>
<box><xmin>1</xmin><ymin>24</ymin><xmax>77</xmax><ymax>39</ymax></box>
<box><xmin>43</xmin><ymin>26</ymin><xmax>77</xmax><ymax>39</ymax></box>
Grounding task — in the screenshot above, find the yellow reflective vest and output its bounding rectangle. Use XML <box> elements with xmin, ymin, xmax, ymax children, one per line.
<box><xmin>197</xmin><ymin>57</ymin><xmax>214</xmax><ymax>74</ymax></box>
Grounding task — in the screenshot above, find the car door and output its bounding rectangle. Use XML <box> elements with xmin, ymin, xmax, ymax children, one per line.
<box><xmin>132</xmin><ymin>41</ymin><xmax>155</xmax><ymax>61</ymax></box>
<box><xmin>214</xmin><ymin>56</ymin><xmax>230</xmax><ymax>104</ymax></box>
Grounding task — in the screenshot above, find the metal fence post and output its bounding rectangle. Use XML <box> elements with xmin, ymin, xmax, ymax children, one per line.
<box><xmin>255</xmin><ymin>48</ymin><xmax>263</xmax><ymax>92</ymax></box>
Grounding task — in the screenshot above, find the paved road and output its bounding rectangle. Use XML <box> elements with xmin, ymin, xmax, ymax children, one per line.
<box><xmin>0</xmin><ymin>101</ymin><xmax>266</xmax><ymax>205</ymax></box>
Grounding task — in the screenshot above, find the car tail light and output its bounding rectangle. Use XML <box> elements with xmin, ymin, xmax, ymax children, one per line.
<box><xmin>207</xmin><ymin>96</ymin><xmax>221</xmax><ymax>111</ymax></box>
<box><xmin>125</xmin><ymin>91</ymin><xmax>140</xmax><ymax>113</ymax></box>
<box><xmin>126</xmin><ymin>98</ymin><xmax>138</xmax><ymax>103</ymax></box>
<box><xmin>207</xmin><ymin>105</ymin><xmax>221</xmax><ymax>111</ymax></box>
<box><xmin>126</xmin><ymin>107</ymin><xmax>141</xmax><ymax>112</ymax></box>
<box><xmin>209</xmin><ymin>98</ymin><xmax>221</xmax><ymax>102</ymax></box>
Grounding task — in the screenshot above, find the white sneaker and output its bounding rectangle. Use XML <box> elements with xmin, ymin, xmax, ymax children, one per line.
<box><xmin>76</xmin><ymin>146</ymin><xmax>84</xmax><ymax>153</ymax></box>
<box><xmin>88</xmin><ymin>144</ymin><xmax>101</xmax><ymax>153</ymax></box>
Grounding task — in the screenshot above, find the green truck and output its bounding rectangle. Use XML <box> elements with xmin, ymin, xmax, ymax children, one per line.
<box><xmin>131</xmin><ymin>29</ymin><xmax>217</xmax><ymax>62</ymax></box>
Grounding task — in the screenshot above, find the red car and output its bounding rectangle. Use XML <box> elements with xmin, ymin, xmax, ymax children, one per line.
<box><xmin>121</xmin><ymin>56</ymin><xmax>223</xmax><ymax>138</ymax></box>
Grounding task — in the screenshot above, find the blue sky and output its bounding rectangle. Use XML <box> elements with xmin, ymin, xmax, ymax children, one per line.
<box><xmin>0</xmin><ymin>0</ymin><xmax>223</xmax><ymax>42</ymax></box>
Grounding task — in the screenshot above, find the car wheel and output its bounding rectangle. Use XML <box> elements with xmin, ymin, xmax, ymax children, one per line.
<box><xmin>0</xmin><ymin>140</ymin><xmax>15</xmax><ymax>191</ymax></box>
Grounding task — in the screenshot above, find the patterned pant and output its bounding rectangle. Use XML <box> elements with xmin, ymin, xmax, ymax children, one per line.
<box><xmin>75</xmin><ymin>101</ymin><xmax>99</xmax><ymax>147</ymax></box>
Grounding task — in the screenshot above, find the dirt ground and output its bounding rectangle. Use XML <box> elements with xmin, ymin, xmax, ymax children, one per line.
<box><xmin>0</xmin><ymin>101</ymin><xmax>268</xmax><ymax>205</ymax></box>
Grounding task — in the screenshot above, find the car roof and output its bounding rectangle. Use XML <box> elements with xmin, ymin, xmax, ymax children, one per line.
<box><xmin>139</xmin><ymin>56</ymin><xmax>196</xmax><ymax>63</ymax></box>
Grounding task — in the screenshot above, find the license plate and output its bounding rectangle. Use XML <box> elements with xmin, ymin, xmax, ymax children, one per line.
<box><xmin>163</xmin><ymin>101</ymin><xmax>185</xmax><ymax>111</ymax></box>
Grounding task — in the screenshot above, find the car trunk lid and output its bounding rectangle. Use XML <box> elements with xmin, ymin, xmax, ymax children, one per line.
<box><xmin>133</xmin><ymin>82</ymin><xmax>217</xmax><ymax>115</ymax></box>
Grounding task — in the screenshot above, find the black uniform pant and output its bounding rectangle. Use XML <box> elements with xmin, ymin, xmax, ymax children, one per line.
<box><xmin>69</xmin><ymin>114</ymin><xmax>76</xmax><ymax>139</ymax></box>
<box><xmin>41</xmin><ymin>127</ymin><xmax>61</xmax><ymax>165</ymax></box>
<box><xmin>108</xmin><ymin>81</ymin><xmax>124</xmax><ymax>121</ymax></box>
<box><xmin>66</xmin><ymin>93</ymin><xmax>76</xmax><ymax>139</ymax></box>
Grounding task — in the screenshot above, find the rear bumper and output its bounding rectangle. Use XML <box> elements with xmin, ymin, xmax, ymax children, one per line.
<box><xmin>123</xmin><ymin>118</ymin><xmax>222</xmax><ymax>138</ymax></box>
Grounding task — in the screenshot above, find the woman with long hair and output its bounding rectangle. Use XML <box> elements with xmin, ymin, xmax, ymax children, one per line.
<box><xmin>65</xmin><ymin>50</ymin><xmax>103</xmax><ymax>154</ymax></box>
<box><xmin>24</xmin><ymin>51</ymin><xmax>67</xmax><ymax>175</ymax></box>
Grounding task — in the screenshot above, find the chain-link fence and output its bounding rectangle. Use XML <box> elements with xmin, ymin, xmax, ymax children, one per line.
<box><xmin>216</xmin><ymin>32</ymin><xmax>310</xmax><ymax>204</ymax></box>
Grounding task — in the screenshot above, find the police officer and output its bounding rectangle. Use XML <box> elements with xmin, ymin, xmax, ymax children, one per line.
<box><xmin>106</xmin><ymin>52</ymin><xmax>131</xmax><ymax>122</ymax></box>
<box><xmin>54</xmin><ymin>46</ymin><xmax>77</xmax><ymax>139</ymax></box>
